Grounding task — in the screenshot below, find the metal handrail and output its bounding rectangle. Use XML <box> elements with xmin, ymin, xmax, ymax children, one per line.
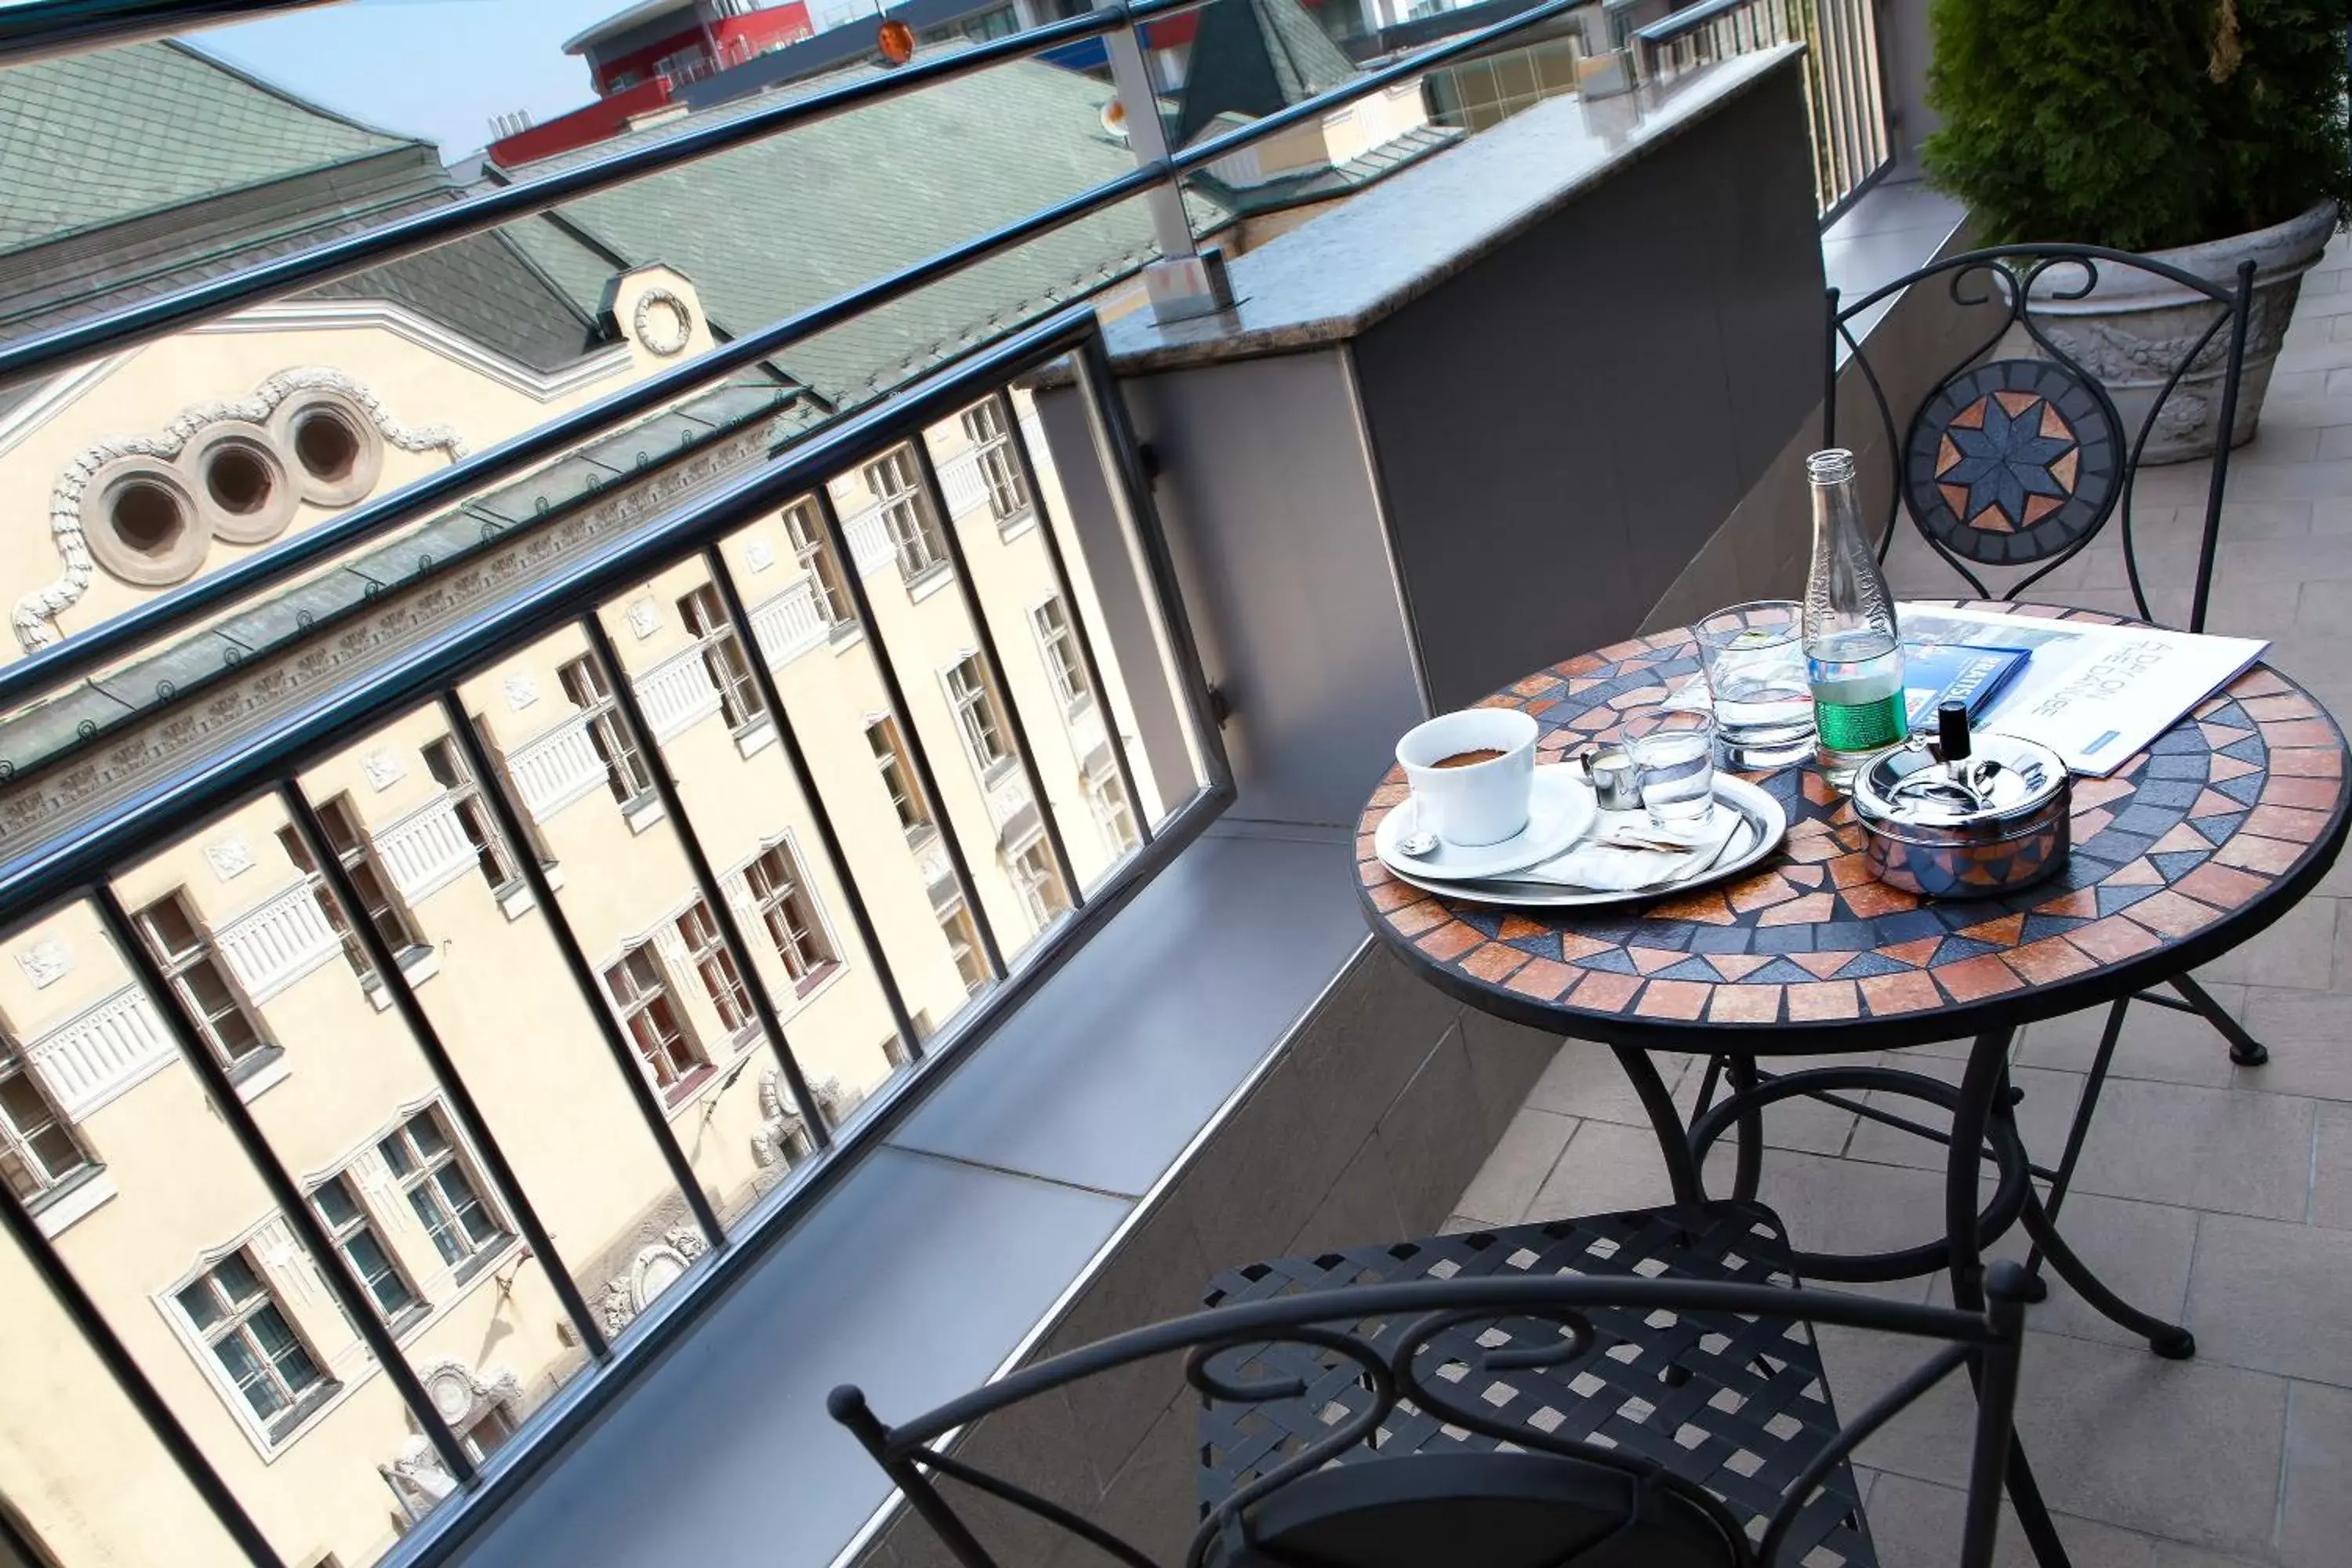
<box><xmin>0</xmin><ymin>0</ymin><xmax>1592</xmax><ymax>753</ymax></box>
<box><xmin>0</xmin><ymin>1</ymin><xmax>1195</xmax><ymax>391</ymax></box>
<box><xmin>1633</xmin><ymin>0</ymin><xmax>1760</xmax><ymax>46</ymax></box>
<box><xmin>0</xmin><ymin>309</ymin><xmax>1146</xmax><ymax>910</ymax></box>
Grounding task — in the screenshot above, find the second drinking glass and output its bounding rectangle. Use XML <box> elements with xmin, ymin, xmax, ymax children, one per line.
<box><xmin>1693</xmin><ymin>600</ymin><xmax>1817</xmax><ymax>770</ymax></box>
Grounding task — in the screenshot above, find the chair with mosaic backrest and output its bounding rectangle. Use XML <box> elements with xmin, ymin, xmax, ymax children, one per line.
<box><xmin>1684</xmin><ymin>250</ymin><xmax>2271</xmax><ymax>1300</ymax></box>
<box><xmin>831</xmin><ymin>1199</ymin><xmax>2042</xmax><ymax>1568</ymax></box>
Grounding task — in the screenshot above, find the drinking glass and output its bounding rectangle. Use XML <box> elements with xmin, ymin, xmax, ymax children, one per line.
<box><xmin>1628</xmin><ymin>711</ymin><xmax>1718</xmax><ymax>828</ymax></box>
<box><xmin>1693</xmin><ymin>601</ymin><xmax>1816</xmax><ymax>769</ymax></box>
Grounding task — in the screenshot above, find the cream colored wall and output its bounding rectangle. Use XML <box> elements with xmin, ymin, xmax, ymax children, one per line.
<box><xmin>0</xmin><ymin>328</ymin><xmax>615</xmax><ymax>657</ymax></box>
<box><xmin>0</xmin><ymin>267</ymin><xmax>1177</xmax><ymax>1568</ymax></box>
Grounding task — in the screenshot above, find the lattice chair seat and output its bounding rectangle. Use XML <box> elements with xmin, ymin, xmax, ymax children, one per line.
<box><xmin>829</xmin><ymin>1199</ymin><xmax>2031</xmax><ymax>1568</ymax></box>
<box><xmin>1198</xmin><ymin>1202</ymin><xmax>1876</xmax><ymax>1568</ymax></box>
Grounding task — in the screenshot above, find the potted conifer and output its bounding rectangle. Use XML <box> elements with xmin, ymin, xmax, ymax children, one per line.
<box><xmin>1922</xmin><ymin>0</ymin><xmax>2350</xmax><ymax>461</ymax></box>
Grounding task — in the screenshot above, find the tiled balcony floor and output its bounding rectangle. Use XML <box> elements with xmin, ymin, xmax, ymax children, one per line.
<box><xmin>1446</xmin><ymin>234</ymin><xmax>2352</xmax><ymax>1568</ymax></box>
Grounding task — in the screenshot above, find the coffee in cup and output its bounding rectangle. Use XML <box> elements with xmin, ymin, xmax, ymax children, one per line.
<box><xmin>1396</xmin><ymin>709</ymin><xmax>1540</xmax><ymax>845</ymax></box>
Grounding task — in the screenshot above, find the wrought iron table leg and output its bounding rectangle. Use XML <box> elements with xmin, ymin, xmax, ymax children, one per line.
<box><xmin>1610</xmin><ymin>1043</ymin><xmax>1706</xmax><ymax>1206</ymax></box>
<box><xmin>2016</xmin><ymin>1185</ymin><xmax>2197</xmax><ymax>1359</ymax></box>
<box><xmin>2172</xmin><ymin>971</ymin><xmax>2269</xmax><ymax>1066</ymax></box>
<box><xmin>1728</xmin><ymin>1055</ymin><xmax>1764</xmax><ymax>1202</ymax></box>
<box><xmin>1947</xmin><ymin>1025</ymin><xmax>2077</xmax><ymax>1568</ymax></box>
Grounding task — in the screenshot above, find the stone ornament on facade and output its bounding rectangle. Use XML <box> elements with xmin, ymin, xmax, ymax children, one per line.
<box><xmin>630</xmin><ymin>288</ymin><xmax>695</xmax><ymax>358</ymax></box>
<box><xmin>383</xmin><ymin>1435</ymin><xmax>459</xmax><ymax>1521</ymax></box>
<box><xmin>18</xmin><ymin>368</ymin><xmax>468</xmax><ymax>651</ymax></box>
<box><xmin>418</xmin><ymin>1356</ymin><xmax>523</xmax><ymax>1428</ymax></box>
<box><xmin>203</xmin><ymin>833</ymin><xmax>256</xmax><ymax>880</ymax></box>
<box><xmin>750</xmin><ymin>1066</ymin><xmax>857</xmax><ymax>1171</ymax></box>
<box><xmin>596</xmin><ymin>1225</ymin><xmax>710</xmax><ymax>1335</ymax></box>
<box><xmin>745</xmin><ymin>538</ymin><xmax>775</xmax><ymax>573</ymax></box>
<box><xmin>381</xmin><ymin>1358</ymin><xmax>524</xmax><ymax>1520</ymax></box>
<box><xmin>624</xmin><ymin>595</ymin><xmax>662</xmax><ymax>639</ymax></box>
<box><xmin>0</xmin><ymin>423</ymin><xmax>771</xmax><ymax>874</ymax></box>
<box><xmin>362</xmin><ymin>748</ymin><xmax>407</xmax><ymax>791</ymax></box>
<box><xmin>503</xmin><ymin>673</ymin><xmax>540</xmax><ymax>711</ymax></box>
<box><xmin>13</xmin><ymin>938</ymin><xmax>71</xmax><ymax>989</ymax></box>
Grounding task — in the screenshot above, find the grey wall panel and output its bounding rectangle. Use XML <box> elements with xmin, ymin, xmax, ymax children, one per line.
<box><xmin>1349</xmin><ymin>66</ymin><xmax>1824</xmax><ymax>710</ymax></box>
<box><xmin>1114</xmin><ymin>351</ymin><xmax>1426</xmax><ymax>826</ymax></box>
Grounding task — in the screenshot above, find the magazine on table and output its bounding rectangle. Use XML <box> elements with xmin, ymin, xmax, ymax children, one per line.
<box><xmin>1900</xmin><ymin>639</ymin><xmax>2032</xmax><ymax>733</ymax></box>
<box><xmin>1896</xmin><ymin>602</ymin><xmax>2269</xmax><ymax>776</ymax></box>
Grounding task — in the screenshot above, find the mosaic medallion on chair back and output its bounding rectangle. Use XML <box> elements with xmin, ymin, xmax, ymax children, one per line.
<box><xmin>1905</xmin><ymin>358</ymin><xmax>2121</xmax><ymax>567</ymax></box>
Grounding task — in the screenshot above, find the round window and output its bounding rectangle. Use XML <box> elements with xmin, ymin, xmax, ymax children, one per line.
<box><xmin>292</xmin><ymin>407</ymin><xmax>361</xmax><ymax>483</ymax></box>
<box><xmin>187</xmin><ymin>425</ymin><xmax>296</xmax><ymax>546</ymax></box>
<box><xmin>113</xmin><ymin>479</ymin><xmax>187</xmax><ymax>557</ymax></box>
<box><xmin>271</xmin><ymin>395</ymin><xmax>385</xmax><ymax>507</ymax></box>
<box><xmin>205</xmin><ymin>444</ymin><xmax>274</xmax><ymax>516</ymax></box>
<box><xmin>81</xmin><ymin>462</ymin><xmax>208</xmax><ymax>588</ymax></box>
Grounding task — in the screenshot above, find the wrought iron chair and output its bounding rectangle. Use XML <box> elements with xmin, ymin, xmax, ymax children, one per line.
<box><xmin>833</xmin><ymin>1200</ymin><xmax>2041</xmax><ymax>1568</ymax></box>
<box><xmin>1834</xmin><ymin>244</ymin><xmax>2269</xmax><ymax>1066</ymax></box>
<box><xmin>1680</xmin><ymin>250</ymin><xmax>2271</xmax><ymax>1327</ymax></box>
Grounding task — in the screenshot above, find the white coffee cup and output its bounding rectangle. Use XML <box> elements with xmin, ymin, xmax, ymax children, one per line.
<box><xmin>1396</xmin><ymin>708</ymin><xmax>1540</xmax><ymax>846</ymax></box>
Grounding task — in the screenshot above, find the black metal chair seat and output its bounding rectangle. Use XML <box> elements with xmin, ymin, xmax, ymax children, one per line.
<box><xmin>1200</xmin><ymin>1202</ymin><xmax>1878</xmax><ymax>1568</ymax></box>
<box><xmin>832</xmin><ymin>1198</ymin><xmax>2035</xmax><ymax>1568</ymax></box>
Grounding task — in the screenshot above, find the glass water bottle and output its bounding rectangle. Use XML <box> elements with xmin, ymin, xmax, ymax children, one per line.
<box><xmin>1802</xmin><ymin>448</ymin><xmax>1905</xmax><ymax>789</ymax></box>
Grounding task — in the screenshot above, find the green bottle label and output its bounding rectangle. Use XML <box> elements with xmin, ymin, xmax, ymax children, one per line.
<box><xmin>1815</xmin><ymin>691</ymin><xmax>1905</xmax><ymax>753</ymax></box>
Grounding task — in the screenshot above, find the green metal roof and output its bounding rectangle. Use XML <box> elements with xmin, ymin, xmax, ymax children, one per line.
<box><xmin>497</xmin><ymin>55</ymin><xmax>1232</xmax><ymax>407</ymax></box>
<box><xmin>0</xmin><ymin>40</ymin><xmax>423</xmax><ymax>256</ymax></box>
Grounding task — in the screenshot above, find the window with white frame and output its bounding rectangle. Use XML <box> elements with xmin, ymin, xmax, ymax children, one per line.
<box><xmin>277</xmin><ymin>797</ymin><xmax>423</xmax><ymax>983</ymax></box>
<box><xmin>958</xmin><ymin>396</ymin><xmax>1029</xmax><ymax>523</ymax></box>
<box><xmin>134</xmin><ymin>892</ymin><xmax>274</xmax><ymax>1076</ymax></box>
<box><xmin>557</xmin><ymin>655</ymin><xmax>656</xmax><ymax>808</ymax></box>
<box><xmin>0</xmin><ymin>1046</ymin><xmax>93</xmax><ymax>1204</ymax></box>
<box><xmin>1089</xmin><ymin>768</ymin><xmax>1139</xmax><ymax>855</ymax></box>
<box><xmin>743</xmin><ymin>843</ymin><xmax>834</xmax><ymax>984</ymax></box>
<box><xmin>677</xmin><ymin>583</ymin><xmax>764</xmax><ymax>731</ymax></box>
<box><xmin>309</xmin><ymin>1173</ymin><xmax>419</xmax><ymax>1323</ymax></box>
<box><xmin>677</xmin><ymin>899</ymin><xmax>755</xmax><ymax>1040</ymax></box>
<box><xmin>864</xmin><ymin>447</ymin><xmax>948</xmax><ymax>581</ymax></box>
<box><xmin>174</xmin><ymin>1251</ymin><xmax>333</xmax><ymax>1439</ymax></box>
<box><xmin>782</xmin><ymin>498</ymin><xmax>851</xmax><ymax>629</ymax></box>
<box><xmin>379</xmin><ymin>1107</ymin><xmax>507</xmax><ymax>1273</ymax></box>
<box><xmin>604</xmin><ymin>946</ymin><xmax>704</xmax><ymax>1100</ymax></box>
<box><xmin>1011</xmin><ymin>838</ymin><xmax>1068</xmax><ymax>929</ymax></box>
<box><xmin>866</xmin><ymin>717</ymin><xmax>930</xmax><ymax>836</ymax></box>
<box><xmin>939</xmin><ymin>903</ymin><xmax>987</xmax><ymax>995</ymax></box>
<box><xmin>1031</xmin><ymin>596</ymin><xmax>1091</xmax><ymax>710</ymax></box>
<box><xmin>945</xmin><ymin>656</ymin><xmax>1009</xmax><ymax>776</ymax></box>
<box><xmin>421</xmin><ymin>731</ymin><xmax>524</xmax><ymax>893</ymax></box>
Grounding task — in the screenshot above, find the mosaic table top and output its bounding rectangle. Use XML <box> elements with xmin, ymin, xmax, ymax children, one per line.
<box><xmin>1357</xmin><ymin>604</ymin><xmax>2352</xmax><ymax>1052</ymax></box>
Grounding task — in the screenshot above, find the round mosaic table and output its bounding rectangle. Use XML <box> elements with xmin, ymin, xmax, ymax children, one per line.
<box><xmin>1356</xmin><ymin>604</ymin><xmax>2352</xmax><ymax>1348</ymax></box>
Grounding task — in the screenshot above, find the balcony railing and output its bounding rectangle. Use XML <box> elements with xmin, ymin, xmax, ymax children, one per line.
<box><xmin>1636</xmin><ymin>0</ymin><xmax>1892</xmax><ymax>221</ymax></box>
<box><xmin>0</xmin><ymin>4</ymin><xmax>1896</xmax><ymax>1567</ymax></box>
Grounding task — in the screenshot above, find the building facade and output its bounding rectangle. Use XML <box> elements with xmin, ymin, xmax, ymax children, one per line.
<box><xmin>0</xmin><ymin>39</ymin><xmax>1163</xmax><ymax>1568</ymax></box>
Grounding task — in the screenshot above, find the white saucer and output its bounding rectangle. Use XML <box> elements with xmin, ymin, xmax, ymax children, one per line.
<box><xmin>1376</xmin><ymin>764</ymin><xmax>1598</xmax><ymax>881</ymax></box>
<box><xmin>1384</xmin><ymin>775</ymin><xmax>1788</xmax><ymax>909</ymax></box>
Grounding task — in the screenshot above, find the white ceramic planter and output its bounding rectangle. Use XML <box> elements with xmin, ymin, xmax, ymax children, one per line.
<box><xmin>2026</xmin><ymin>201</ymin><xmax>2338</xmax><ymax>464</ymax></box>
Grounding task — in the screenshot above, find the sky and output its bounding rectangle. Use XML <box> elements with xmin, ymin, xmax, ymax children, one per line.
<box><xmin>191</xmin><ymin>0</ymin><xmax>872</xmax><ymax>162</ymax></box>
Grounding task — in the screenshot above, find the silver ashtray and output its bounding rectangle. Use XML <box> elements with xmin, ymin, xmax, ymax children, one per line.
<box><xmin>1852</xmin><ymin>723</ymin><xmax>2071</xmax><ymax>898</ymax></box>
